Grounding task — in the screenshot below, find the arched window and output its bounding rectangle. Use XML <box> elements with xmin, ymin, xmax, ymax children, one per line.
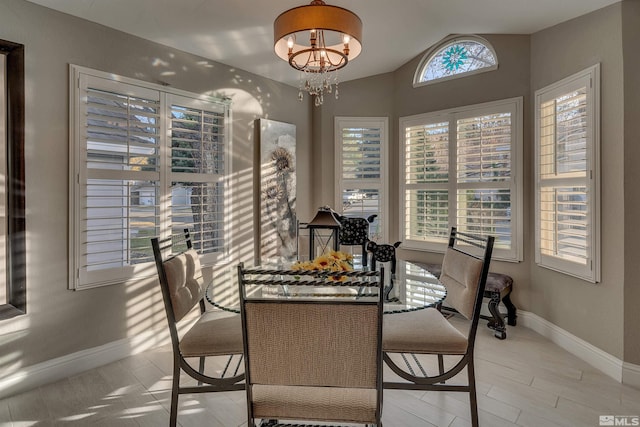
<box><xmin>413</xmin><ymin>35</ymin><xmax>498</xmax><ymax>87</ymax></box>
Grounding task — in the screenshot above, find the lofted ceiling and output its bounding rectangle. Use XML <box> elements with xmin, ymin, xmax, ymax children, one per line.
<box><xmin>25</xmin><ymin>0</ymin><xmax>619</xmax><ymax>87</ymax></box>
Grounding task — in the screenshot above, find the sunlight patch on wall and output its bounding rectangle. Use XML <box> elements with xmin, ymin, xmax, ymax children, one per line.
<box><xmin>207</xmin><ymin>88</ymin><xmax>263</xmax><ymax>116</ymax></box>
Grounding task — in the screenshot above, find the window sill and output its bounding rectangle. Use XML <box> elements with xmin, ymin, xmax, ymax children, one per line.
<box><xmin>0</xmin><ymin>304</ymin><xmax>25</xmax><ymax>320</ymax></box>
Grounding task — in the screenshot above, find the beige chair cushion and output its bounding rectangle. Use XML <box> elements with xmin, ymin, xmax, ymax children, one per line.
<box><xmin>179</xmin><ymin>312</ymin><xmax>243</xmax><ymax>357</ymax></box>
<box><xmin>163</xmin><ymin>249</ymin><xmax>205</xmax><ymax>322</ymax></box>
<box><xmin>383</xmin><ymin>307</ymin><xmax>468</xmax><ymax>355</ymax></box>
<box><xmin>251</xmin><ymin>384</ymin><xmax>377</xmax><ymax>424</ymax></box>
<box><xmin>440</xmin><ymin>248</ymin><xmax>483</xmax><ymax>319</ymax></box>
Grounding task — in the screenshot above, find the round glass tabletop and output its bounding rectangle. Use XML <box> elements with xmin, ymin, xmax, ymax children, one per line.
<box><xmin>205</xmin><ymin>259</ymin><xmax>446</xmax><ymax>315</ymax></box>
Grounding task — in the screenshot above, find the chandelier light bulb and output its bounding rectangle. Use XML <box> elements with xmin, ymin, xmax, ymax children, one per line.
<box><xmin>310</xmin><ymin>29</ymin><xmax>317</xmax><ymax>47</ymax></box>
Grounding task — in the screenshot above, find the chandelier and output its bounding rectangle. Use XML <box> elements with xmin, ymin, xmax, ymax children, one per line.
<box><xmin>274</xmin><ymin>0</ymin><xmax>362</xmax><ymax>106</ymax></box>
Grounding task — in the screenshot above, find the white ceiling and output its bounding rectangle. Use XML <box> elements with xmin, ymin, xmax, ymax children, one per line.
<box><xmin>26</xmin><ymin>0</ymin><xmax>619</xmax><ymax>87</ymax></box>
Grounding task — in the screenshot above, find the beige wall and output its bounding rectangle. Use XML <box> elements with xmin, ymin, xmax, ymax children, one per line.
<box><xmin>391</xmin><ymin>34</ymin><xmax>532</xmax><ymax>311</ymax></box>
<box><xmin>622</xmin><ymin>0</ymin><xmax>640</xmax><ymax>365</ymax></box>
<box><xmin>309</xmin><ymin>73</ymin><xmax>395</xmax><ymax>213</ymax></box>
<box><xmin>0</xmin><ymin>0</ymin><xmax>312</xmax><ymax>376</ymax></box>
<box><xmin>320</xmin><ymin>4</ymin><xmax>631</xmax><ymax>361</ymax></box>
<box><xmin>320</xmin><ymin>34</ymin><xmax>532</xmax><ymax>312</ymax></box>
<box><xmin>531</xmin><ymin>3</ymin><xmax>625</xmax><ymax>359</ymax></box>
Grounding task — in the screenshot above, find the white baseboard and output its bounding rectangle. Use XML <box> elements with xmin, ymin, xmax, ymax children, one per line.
<box><xmin>518</xmin><ymin>310</ymin><xmax>627</xmax><ymax>382</ymax></box>
<box><xmin>0</xmin><ymin>328</ymin><xmax>169</xmax><ymax>400</ymax></box>
<box><xmin>623</xmin><ymin>361</ymin><xmax>640</xmax><ymax>389</ymax></box>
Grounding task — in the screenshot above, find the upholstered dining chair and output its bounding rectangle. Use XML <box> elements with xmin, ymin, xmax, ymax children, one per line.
<box><xmin>382</xmin><ymin>227</ymin><xmax>494</xmax><ymax>427</ymax></box>
<box><xmin>237</xmin><ymin>264</ymin><xmax>384</xmax><ymax>427</ymax></box>
<box><xmin>151</xmin><ymin>229</ymin><xmax>244</xmax><ymax>427</ymax></box>
<box><xmin>336</xmin><ymin>213</ymin><xmax>377</xmax><ymax>266</ymax></box>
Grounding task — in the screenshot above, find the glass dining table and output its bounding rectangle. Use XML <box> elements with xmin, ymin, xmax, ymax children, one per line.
<box><xmin>205</xmin><ymin>259</ymin><xmax>447</xmax><ymax>315</ymax></box>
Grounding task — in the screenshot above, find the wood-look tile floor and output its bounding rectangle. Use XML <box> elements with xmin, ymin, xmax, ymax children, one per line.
<box><xmin>2</xmin><ymin>315</ymin><xmax>639</xmax><ymax>427</ymax></box>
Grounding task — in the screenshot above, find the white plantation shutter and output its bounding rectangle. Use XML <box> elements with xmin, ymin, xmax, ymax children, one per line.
<box><xmin>535</xmin><ymin>65</ymin><xmax>600</xmax><ymax>282</ymax></box>
<box><xmin>71</xmin><ymin>66</ymin><xmax>230</xmax><ymax>289</ymax></box>
<box><xmin>168</xmin><ymin>96</ymin><xmax>227</xmax><ymax>255</ymax></box>
<box><xmin>78</xmin><ymin>77</ymin><xmax>161</xmax><ymax>287</ymax></box>
<box><xmin>335</xmin><ymin>118</ymin><xmax>388</xmax><ymax>242</ymax></box>
<box><xmin>456</xmin><ymin>113</ymin><xmax>513</xmax><ymax>247</ymax></box>
<box><xmin>400</xmin><ymin>98</ymin><xmax>522</xmax><ymax>261</ymax></box>
<box><xmin>341</xmin><ymin>126</ymin><xmax>381</xmax><ymax>180</ymax></box>
<box><xmin>403</xmin><ymin>120</ymin><xmax>450</xmax><ymax>243</ymax></box>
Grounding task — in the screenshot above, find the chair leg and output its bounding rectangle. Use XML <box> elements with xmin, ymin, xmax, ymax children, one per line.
<box><xmin>169</xmin><ymin>359</ymin><xmax>181</xmax><ymax>427</ymax></box>
<box><xmin>503</xmin><ymin>292</ymin><xmax>518</xmax><ymax>326</ymax></box>
<box><xmin>362</xmin><ymin>243</ymin><xmax>368</xmax><ymax>267</ymax></box>
<box><xmin>437</xmin><ymin>354</ymin><xmax>446</xmax><ymax>383</ymax></box>
<box><xmin>467</xmin><ymin>358</ymin><xmax>479</xmax><ymax>427</ymax></box>
<box><xmin>198</xmin><ymin>356</ymin><xmax>205</xmax><ymax>385</ymax></box>
<box><xmin>487</xmin><ymin>291</ymin><xmax>507</xmax><ymax>340</ymax></box>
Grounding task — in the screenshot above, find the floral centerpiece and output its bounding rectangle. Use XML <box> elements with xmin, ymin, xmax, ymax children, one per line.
<box><xmin>291</xmin><ymin>250</ymin><xmax>354</xmax><ymax>281</ymax></box>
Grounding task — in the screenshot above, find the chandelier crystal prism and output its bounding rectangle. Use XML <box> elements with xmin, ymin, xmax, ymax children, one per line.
<box><xmin>274</xmin><ymin>0</ymin><xmax>362</xmax><ymax>106</ymax></box>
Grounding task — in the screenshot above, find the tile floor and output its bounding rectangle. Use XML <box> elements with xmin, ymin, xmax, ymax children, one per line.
<box><xmin>1</xmin><ymin>315</ymin><xmax>639</xmax><ymax>426</ymax></box>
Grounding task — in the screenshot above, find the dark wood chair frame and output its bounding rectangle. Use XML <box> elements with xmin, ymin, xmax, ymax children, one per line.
<box><xmin>151</xmin><ymin>229</ymin><xmax>245</xmax><ymax>427</ymax></box>
<box><xmin>383</xmin><ymin>227</ymin><xmax>494</xmax><ymax>427</ymax></box>
<box><xmin>484</xmin><ymin>277</ymin><xmax>517</xmax><ymax>339</ymax></box>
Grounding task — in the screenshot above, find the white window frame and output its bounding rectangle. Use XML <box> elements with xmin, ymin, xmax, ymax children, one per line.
<box><xmin>534</xmin><ymin>64</ymin><xmax>600</xmax><ymax>283</ymax></box>
<box><xmin>69</xmin><ymin>65</ymin><xmax>232</xmax><ymax>290</ymax></box>
<box><xmin>399</xmin><ymin>97</ymin><xmax>523</xmax><ymax>262</ymax></box>
<box><xmin>334</xmin><ymin>117</ymin><xmax>389</xmax><ymax>243</ymax></box>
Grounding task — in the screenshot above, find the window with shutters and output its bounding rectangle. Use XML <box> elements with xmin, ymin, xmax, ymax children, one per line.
<box><xmin>414</xmin><ymin>35</ymin><xmax>498</xmax><ymax>87</ymax></box>
<box><xmin>535</xmin><ymin>65</ymin><xmax>600</xmax><ymax>282</ymax></box>
<box><xmin>400</xmin><ymin>97</ymin><xmax>523</xmax><ymax>261</ymax></box>
<box><xmin>70</xmin><ymin>65</ymin><xmax>231</xmax><ymax>290</ymax></box>
<box><xmin>334</xmin><ymin>117</ymin><xmax>388</xmax><ymax>242</ymax></box>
